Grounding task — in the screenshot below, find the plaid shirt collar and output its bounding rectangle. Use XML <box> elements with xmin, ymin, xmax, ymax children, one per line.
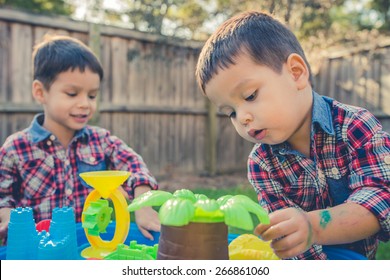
<box><xmin>271</xmin><ymin>91</ymin><xmax>335</xmax><ymax>155</ymax></box>
<box><xmin>27</xmin><ymin>113</ymin><xmax>88</xmax><ymax>144</ymax></box>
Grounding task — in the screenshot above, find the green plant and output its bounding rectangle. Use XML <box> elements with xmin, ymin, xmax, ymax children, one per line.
<box><xmin>376</xmin><ymin>242</ymin><xmax>390</xmax><ymax>260</ymax></box>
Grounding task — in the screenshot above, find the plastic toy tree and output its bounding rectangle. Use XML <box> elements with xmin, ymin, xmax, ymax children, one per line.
<box><xmin>127</xmin><ymin>189</ymin><xmax>269</xmax><ymax>260</ymax></box>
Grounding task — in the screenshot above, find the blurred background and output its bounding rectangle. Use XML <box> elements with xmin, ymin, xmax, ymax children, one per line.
<box><xmin>0</xmin><ymin>0</ymin><xmax>389</xmax><ymax>259</ymax></box>
<box><xmin>0</xmin><ymin>0</ymin><xmax>389</xmax><ymax>178</ymax></box>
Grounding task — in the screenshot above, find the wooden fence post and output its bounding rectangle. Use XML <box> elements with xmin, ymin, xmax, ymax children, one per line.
<box><xmin>206</xmin><ymin>99</ymin><xmax>217</xmax><ymax>175</ymax></box>
<box><xmin>88</xmin><ymin>22</ymin><xmax>101</xmax><ymax>125</ymax></box>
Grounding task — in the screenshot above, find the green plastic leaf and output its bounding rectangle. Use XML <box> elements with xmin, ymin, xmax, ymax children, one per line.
<box><xmin>159</xmin><ymin>198</ymin><xmax>195</xmax><ymax>226</ymax></box>
<box><xmin>194</xmin><ymin>199</ymin><xmax>220</xmax><ymax>212</ymax></box>
<box><xmin>194</xmin><ymin>193</ymin><xmax>208</xmax><ymax>201</ymax></box>
<box><xmin>216</xmin><ymin>195</ymin><xmax>233</xmax><ymax>206</ymax></box>
<box><xmin>228</xmin><ymin>195</ymin><xmax>270</xmax><ymax>225</ymax></box>
<box><xmin>220</xmin><ymin>201</ymin><xmax>254</xmax><ymax>230</ymax></box>
<box><xmin>173</xmin><ymin>189</ymin><xmax>196</xmax><ymax>202</ymax></box>
<box><xmin>127</xmin><ymin>190</ymin><xmax>173</xmax><ymax>212</ymax></box>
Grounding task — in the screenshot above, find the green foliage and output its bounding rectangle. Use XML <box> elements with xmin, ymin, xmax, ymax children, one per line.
<box><xmin>376</xmin><ymin>242</ymin><xmax>390</xmax><ymax>260</ymax></box>
<box><xmin>0</xmin><ymin>0</ymin><xmax>74</xmax><ymax>15</ymax></box>
<box><xmin>369</xmin><ymin>0</ymin><xmax>390</xmax><ymax>30</ymax></box>
<box><xmin>3</xmin><ymin>0</ymin><xmax>386</xmax><ymax>42</ymax></box>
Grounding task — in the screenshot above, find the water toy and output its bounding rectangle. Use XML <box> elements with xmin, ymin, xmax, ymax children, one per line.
<box><xmin>127</xmin><ymin>189</ymin><xmax>269</xmax><ymax>260</ymax></box>
<box><xmin>80</xmin><ymin>170</ymin><xmax>131</xmax><ymax>259</ymax></box>
<box><xmin>6</xmin><ymin>207</ymin><xmax>79</xmax><ymax>260</ymax></box>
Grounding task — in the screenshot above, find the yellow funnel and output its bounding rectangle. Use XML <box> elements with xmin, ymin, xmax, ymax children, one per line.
<box><xmin>79</xmin><ymin>171</ymin><xmax>131</xmax><ymax>199</ymax></box>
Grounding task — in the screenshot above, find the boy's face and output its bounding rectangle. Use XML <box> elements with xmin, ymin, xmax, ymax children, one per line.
<box><xmin>33</xmin><ymin>68</ymin><xmax>100</xmax><ymax>137</ymax></box>
<box><xmin>204</xmin><ymin>52</ymin><xmax>311</xmax><ymax>145</ymax></box>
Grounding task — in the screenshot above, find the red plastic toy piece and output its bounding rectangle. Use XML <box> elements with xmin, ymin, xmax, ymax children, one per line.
<box><xmin>36</xmin><ymin>219</ymin><xmax>51</xmax><ymax>232</ymax></box>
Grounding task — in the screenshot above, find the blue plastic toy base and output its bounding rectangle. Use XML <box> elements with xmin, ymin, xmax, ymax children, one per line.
<box><xmin>0</xmin><ymin>222</ymin><xmax>367</xmax><ymax>260</ymax></box>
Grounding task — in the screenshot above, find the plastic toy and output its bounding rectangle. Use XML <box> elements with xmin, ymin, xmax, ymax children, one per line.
<box><xmin>6</xmin><ymin>207</ymin><xmax>38</xmax><ymax>259</ymax></box>
<box><xmin>6</xmin><ymin>207</ymin><xmax>79</xmax><ymax>260</ymax></box>
<box><xmin>104</xmin><ymin>241</ymin><xmax>158</xmax><ymax>260</ymax></box>
<box><xmin>228</xmin><ymin>234</ymin><xmax>279</xmax><ymax>260</ymax></box>
<box><xmin>127</xmin><ymin>189</ymin><xmax>270</xmax><ymax>260</ymax></box>
<box><xmin>35</xmin><ymin>219</ymin><xmax>51</xmax><ymax>232</ymax></box>
<box><xmin>79</xmin><ymin>170</ymin><xmax>131</xmax><ymax>259</ymax></box>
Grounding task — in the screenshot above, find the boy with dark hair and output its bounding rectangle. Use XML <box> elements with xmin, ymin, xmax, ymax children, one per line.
<box><xmin>196</xmin><ymin>11</ymin><xmax>390</xmax><ymax>259</ymax></box>
<box><xmin>0</xmin><ymin>35</ymin><xmax>160</xmax><ymax>241</ymax></box>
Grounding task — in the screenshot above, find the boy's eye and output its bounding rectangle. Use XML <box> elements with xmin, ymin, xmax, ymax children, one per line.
<box><xmin>89</xmin><ymin>95</ymin><xmax>97</xmax><ymax>100</ymax></box>
<box><xmin>66</xmin><ymin>92</ymin><xmax>77</xmax><ymax>97</ymax></box>
<box><xmin>228</xmin><ymin>112</ymin><xmax>236</xmax><ymax>118</ymax></box>
<box><xmin>245</xmin><ymin>92</ymin><xmax>257</xmax><ymax>101</ymax></box>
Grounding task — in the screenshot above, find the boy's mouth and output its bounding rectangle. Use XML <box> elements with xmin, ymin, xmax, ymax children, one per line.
<box><xmin>71</xmin><ymin>114</ymin><xmax>89</xmax><ymax>122</ymax></box>
<box><xmin>248</xmin><ymin>129</ymin><xmax>266</xmax><ymax>141</ymax></box>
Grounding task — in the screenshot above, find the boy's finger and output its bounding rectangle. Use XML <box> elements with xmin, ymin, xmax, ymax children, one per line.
<box><xmin>147</xmin><ymin>222</ymin><xmax>161</xmax><ymax>232</ymax></box>
<box><xmin>254</xmin><ymin>224</ymin><xmax>271</xmax><ymax>236</ymax></box>
<box><xmin>139</xmin><ymin>227</ymin><xmax>154</xmax><ymax>241</ymax></box>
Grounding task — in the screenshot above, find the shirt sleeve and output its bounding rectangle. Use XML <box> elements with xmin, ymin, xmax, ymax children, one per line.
<box><xmin>0</xmin><ymin>143</ymin><xmax>18</xmax><ymax>209</ymax></box>
<box><xmin>101</xmin><ymin>130</ymin><xmax>158</xmax><ymax>198</ymax></box>
<box><xmin>344</xmin><ymin>110</ymin><xmax>390</xmax><ymax>242</ymax></box>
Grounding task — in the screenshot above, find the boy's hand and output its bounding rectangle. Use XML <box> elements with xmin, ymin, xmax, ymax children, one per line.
<box><xmin>135</xmin><ymin>206</ymin><xmax>161</xmax><ymax>240</ymax></box>
<box><xmin>0</xmin><ymin>207</ymin><xmax>12</xmax><ymax>241</ymax></box>
<box><xmin>254</xmin><ymin>207</ymin><xmax>315</xmax><ymax>259</ymax></box>
<box><xmin>133</xmin><ymin>185</ymin><xmax>161</xmax><ymax>240</ymax></box>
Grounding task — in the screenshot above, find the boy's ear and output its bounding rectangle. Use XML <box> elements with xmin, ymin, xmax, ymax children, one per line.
<box><xmin>286</xmin><ymin>53</ymin><xmax>310</xmax><ymax>90</ymax></box>
<box><xmin>32</xmin><ymin>80</ymin><xmax>46</xmax><ymax>104</ymax></box>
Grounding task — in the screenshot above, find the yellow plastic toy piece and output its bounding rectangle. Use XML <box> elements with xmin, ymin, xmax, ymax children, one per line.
<box><xmin>80</xmin><ymin>171</ymin><xmax>131</xmax><ymax>259</ymax></box>
<box><xmin>229</xmin><ymin>234</ymin><xmax>280</xmax><ymax>260</ymax></box>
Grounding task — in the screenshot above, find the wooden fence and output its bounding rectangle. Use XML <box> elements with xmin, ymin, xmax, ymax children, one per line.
<box><xmin>0</xmin><ymin>8</ymin><xmax>252</xmax><ymax>178</ymax></box>
<box><xmin>1</xmin><ymin>9</ymin><xmax>389</xmax><ymax>179</ymax></box>
<box><xmin>315</xmin><ymin>41</ymin><xmax>390</xmax><ymax>132</ymax></box>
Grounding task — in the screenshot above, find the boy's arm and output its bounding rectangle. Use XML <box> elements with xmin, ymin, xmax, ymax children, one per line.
<box><xmin>0</xmin><ymin>147</ymin><xmax>19</xmax><ymax>241</ymax></box>
<box><xmin>0</xmin><ymin>208</ymin><xmax>12</xmax><ymax>240</ymax></box>
<box><xmin>103</xmin><ymin>132</ymin><xmax>160</xmax><ymax>239</ymax></box>
<box><xmin>255</xmin><ymin>202</ymin><xmax>380</xmax><ymax>259</ymax></box>
<box><xmin>103</xmin><ymin>133</ymin><xmax>158</xmax><ymax>196</ymax></box>
<box><xmin>309</xmin><ymin>203</ymin><xmax>380</xmax><ymax>244</ymax></box>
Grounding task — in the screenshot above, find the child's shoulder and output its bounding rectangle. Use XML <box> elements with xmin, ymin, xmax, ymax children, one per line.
<box><xmin>332</xmin><ymin>99</ymin><xmax>380</xmax><ymax>129</ymax></box>
<box><xmin>1</xmin><ymin>129</ymin><xmax>31</xmax><ymax>150</ymax></box>
<box><xmin>331</xmin><ymin>100</ymin><xmax>384</xmax><ymax>146</ymax></box>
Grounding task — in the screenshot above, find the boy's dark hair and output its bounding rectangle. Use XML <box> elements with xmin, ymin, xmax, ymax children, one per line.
<box><xmin>196</xmin><ymin>11</ymin><xmax>312</xmax><ymax>93</ymax></box>
<box><xmin>32</xmin><ymin>34</ymin><xmax>104</xmax><ymax>89</ymax></box>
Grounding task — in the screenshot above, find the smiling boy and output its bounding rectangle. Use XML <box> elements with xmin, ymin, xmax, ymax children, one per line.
<box><xmin>196</xmin><ymin>11</ymin><xmax>390</xmax><ymax>259</ymax></box>
<box><xmin>0</xmin><ymin>35</ymin><xmax>160</xmax><ymax>242</ymax></box>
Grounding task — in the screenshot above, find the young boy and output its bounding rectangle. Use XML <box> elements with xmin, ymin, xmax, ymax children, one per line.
<box><xmin>0</xmin><ymin>35</ymin><xmax>160</xmax><ymax>241</ymax></box>
<box><xmin>196</xmin><ymin>11</ymin><xmax>390</xmax><ymax>259</ymax></box>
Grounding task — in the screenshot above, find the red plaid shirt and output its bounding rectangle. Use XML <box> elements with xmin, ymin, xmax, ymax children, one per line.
<box><xmin>248</xmin><ymin>92</ymin><xmax>390</xmax><ymax>259</ymax></box>
<box><xmin>0</xmin><ymin>114</ymin><xmax>158</xmax><ymax>223</ymax></box>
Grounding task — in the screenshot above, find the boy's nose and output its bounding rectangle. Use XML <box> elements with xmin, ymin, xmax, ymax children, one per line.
<box><xmin>239</xmin><ymin>112</ymin><xmax>253</xmax><ymax>126</ymax></box>
<box><xmin>78</xmin><ymin>96</ymin><xmax>90</xmax><ymax>108</ymax></box>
